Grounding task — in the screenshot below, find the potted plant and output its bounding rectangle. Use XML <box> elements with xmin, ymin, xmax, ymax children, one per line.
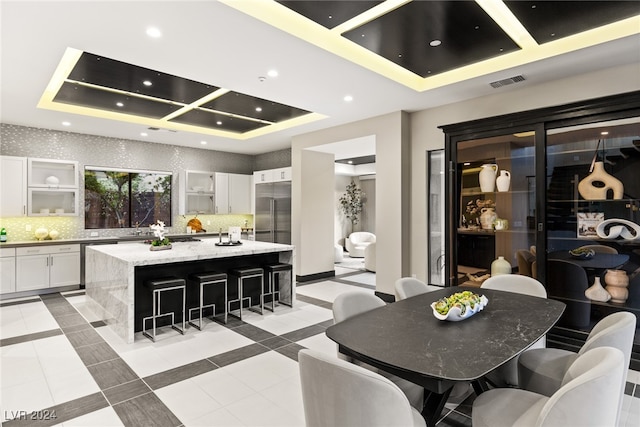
<box><xmin>149</xmin><ymin>220</ymin><xmax>171</xmax><ymax>251</ymax></box>
<box><xmin>339</xmin><ymin>181</ymin><xmax>365</xmax><ymax>232</ymax></box>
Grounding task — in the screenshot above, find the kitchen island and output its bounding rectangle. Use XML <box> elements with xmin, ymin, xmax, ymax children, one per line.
<box><xmin>85</xmin><ymin>239</ymin><xmax>294</xmax><ymax>343</ymax></box>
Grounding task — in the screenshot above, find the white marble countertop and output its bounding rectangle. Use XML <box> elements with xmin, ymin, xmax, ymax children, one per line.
<box><xmin>86</xmin><ymin>239</ymin><xmax>294</xmax><ymax>266</ymax></box>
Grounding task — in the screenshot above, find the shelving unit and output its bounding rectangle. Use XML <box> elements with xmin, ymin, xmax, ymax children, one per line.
<box><xmin>179</xmin><ymin>170</ymin><xmax>215</xmax><ymax>215</ymax></box>
<box><xmin>27</xmin><ymin>158</ymin><xmax>78</xmax><ymax>216</ymax></box>
<box><xmin>441</xmin><ymin>91</ymin><xmax>640</xmax><ymax>360</ymax></box>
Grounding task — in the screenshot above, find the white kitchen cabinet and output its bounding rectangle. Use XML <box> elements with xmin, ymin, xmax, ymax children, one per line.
<box><xmin>253</xmin><ymin>167</ymin><xmax>291</xmax><ymax>183</ymax></box>
<box><xmin>27</xmin><ymin>158</ymin><xmax>79</xmax><ymax>216</ymax></box>
<box><xmin>28</xmin><ymin>158</ymin><xmax>78</xmax><ymax>188</ymax></box>
<box><xmin>28</xmin><ymin>188</ymin><xmax>78</xmax><ymax>216</ymax></box>
<box><xmin>254</xmin><ymin>169</ymin><xmax>274</xmax><ymax>184</ymax></box>
<box><xmin>0</xmin><ymin>156</ymin><xmax>27</xmax><ymax>217</ymax></box>
<box><xmin>0</xmin><ymin>248</ymin><xmax>16</xmax><ymax>294</ymax></box>
<box><xmin>272</xmin><ymin>167</ymin><xmax>292</xmax><ymax>182</ymax></box>
<box><xmin>16</xmin><ymin>244</ymin><xmax>80</xmax><ymax>291</ymax></box>
<box><xmin>179</xmin><ymin>170</ymin><xmax>215</xmax><ymax>215</ymax></box>
<box><xmin>215</xmin><ymin>173</ymin><xmax>251</xmax><ymax>214</ymax></box>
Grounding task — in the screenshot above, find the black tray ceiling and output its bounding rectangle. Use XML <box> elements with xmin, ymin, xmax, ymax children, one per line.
<box><xmin>505</xmin><ymin>1</ymin><xmax>640</xmax><ymax>44</ymax></box>
<box><xmin>276</xmin><ymin>0</ymin><xmax>639</xmax><ymax>79</ymax></box>
<box><xmin>342</xmin><ymin>1</ymin><xmax>519</xmax><ymax>77</ymax></box>
<box><xmin>49</xmin><ymin>51</ymin><xmax>312</xmax><ymax>135</ymax></box>
<box><xmin>277</xmin><ymin>1</ymin><xmax>384</xmax><ymax>29</ymax></box>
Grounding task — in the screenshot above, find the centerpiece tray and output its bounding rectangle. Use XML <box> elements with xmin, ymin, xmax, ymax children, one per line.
<box><xmin>215</xmin><ymin>241</ymin><xmax>243</xmax><ymax>246</ymax></box>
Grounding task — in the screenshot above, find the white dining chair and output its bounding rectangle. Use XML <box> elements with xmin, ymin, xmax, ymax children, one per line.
<box><xmin>394</xmin><ymin>277</ymin><xmax>440</xmax><ymax>301</ymax></box>
<box><xmin>299</xmin><ymin>349</ymin><xmax>426</xmax><ymax>427</ymax></box>
<box><xmin>473</xmin><ymin>346</ymin><xmax>625</xmax><ymax>427</ymax></box>
<box><xmin>518</xmin><ymin>311</ymin><xmax>635</xmax><ymax>426</ymax></box>
<box><xmin>480</xmin><ymin>274</ymin><xmax>547</xmax><ymax>386</ymax></box>
<box><xmin>332</xmin><ymin>291</ymin><xmax>424</xmax><ymax>410</ymax></box>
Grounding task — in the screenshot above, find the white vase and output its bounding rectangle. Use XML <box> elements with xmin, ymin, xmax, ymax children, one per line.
<box><xmin>584</xmin><ymin>277</ymin><xmax>611</xmax><ymax>302</ymax></box>
<box><xmin>496</xmin><ymin>170</ymin><xmax>511</xmax><ymax>192</ymax></box>
<box><xmin>479</xmin><ymin>164</ymin><xmax>497</xmax><ymax>192</ymax></box>
<box><xmin>480</xmin><ymin>207</ymin><xmax>497</xmax><ymax>230</ymax></box>
<box><xmin>491</xmin><ymin>256</ymin><xmax>511</xmax><ymax>276</ymax></box>
<box><xmin>577</xmin><ymin>161</ymin><xmax>623</xmax><ymax>200</ymax></box>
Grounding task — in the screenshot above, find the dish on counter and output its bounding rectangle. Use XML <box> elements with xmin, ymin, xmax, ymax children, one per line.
<box><xmin>431</xmin><ymin>291</ymin><xmax>488</xmax><ymax>321</ymax></box>
<box><xmin>569</xmin><ymin>247</ymin><xmax>596</xmax><ymax>259</ymax></box>
<box><xmin>215</xmin><ymin>241</ymin><xmax>243</xmax><ymax>246</ymax></box>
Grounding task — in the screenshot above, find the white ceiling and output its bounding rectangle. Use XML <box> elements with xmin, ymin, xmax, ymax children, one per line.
<box><xmin>1</xmin><ymin>1</ymin><xmax>639</xmax><ymax>156</ymax></box>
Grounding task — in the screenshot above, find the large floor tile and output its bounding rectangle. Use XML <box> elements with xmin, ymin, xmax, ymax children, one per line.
<box><xmin>1</xmin><ymin>378</ymin><xmax>55</xmax><ymax>422</ymax></box>
<box><xmin>296</xmin><ymin>280</ymin><xmax>374</xmax><ymax>303</ymax></box>
<box><xmin>223</xmin><ymin>351</ymin><xmax>299</xmax><ymax>392</ymax></box>
<box><xmin>155</xmin><ymin>379</ymin><xmax>223</xmax><ymax>424</ymax></box>
<box><xmin>0</xmin><ymin>301</ymin><xmax>58</xmax><ymax>339</ymax></box>
<box><xmin>191</xmin><ymin>369</ymin><xmax>255</xmax><ymax>406</ymax></box>
<box><xmin>225</xmin><ymin>393</ymin><xmax>305</xmax><ymax>427</ymax></box>
<box><xmin>296</xmin><ymin>333</ymin><xmax>337</xmax><ymax>357</ymax></box>
<box><xmin>259</xmin><ymin>376</ymin><xmax>305</xmax><ymax>421</ymax></box>
<box><xmin>184</xmin><ymin>407</ymin><xmax>244</xmax><ymax>427</ymax></box>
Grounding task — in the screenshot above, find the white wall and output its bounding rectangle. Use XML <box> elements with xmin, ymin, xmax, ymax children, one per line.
<box><xmin>409</xmin><ymin>62</ymin><xmax>640</xmax><ymax>282</ymax></box>
<box><xmin>292</xmin><ymin>111</ymin><xmax>410</xmax><ymax>295</ymax></box>
<box><xmin>292</xmin><ymin>149</ymin><xmax>336</xmax><ymax>277</ymax></box>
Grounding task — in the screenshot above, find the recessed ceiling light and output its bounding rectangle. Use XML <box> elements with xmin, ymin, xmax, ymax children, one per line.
<box><xmin>267</xmin><ymin>69</ymin><xmax>278</xmax><ymax>78</ymax></box>
<box><xmin>347</xmin><ymin>160</ymin><xmax>353</xmax><ymax>164</ymax></box>
<box><xmin>200</xmin><ymin>140</ymin><xmax>207</xmax><ymax>145</ymax></box>
<box><xmin>343</xmin><ymin>95</ymin><xmax>353</xmax><ymax>102</ymax></box>
<box><xmin>430</xmin><ymin>40</ymin><xmax>442</xmax><ymax>47</ymax></box>
<box><xmin>116</xmin><ymin>102</ymin><xmax>124</xmax><ymax>107</ymax></box>
<box><xmin>601</xmin><ymin>131</ymin><xmax>609</xmax><ymax>135</ymax></box>
<box><xmin>146</xmin><ymin>27</ymin><xmax>162</xmax><ymax>38</ymax></box>
<box><xmin>216</xmin><ymin>121</ymin><xmax>222</xmax><ymax>125</ymax></box>
<box><xmin>255</xmin><ymin>107</ymin><xmax>262</xmax><ymax>112</ymax></box>
<box><xmin>464</xmin><ymin>162</ymin><xmax>471</xmax><ymax>166</ymax></box>
<box><xmin>62</xmin><ymin>121</ymin><xmax>71</xmax><ymax>126</ymax></box>
<box><xmin>143</xmin><ymin>80</ymin><xmax>152</xmax><ymax>86</ymax></box>
<box><xmin>140</xmin><ymin>132</ymin><xmax>148</xmax><ymax>137</ymax></box>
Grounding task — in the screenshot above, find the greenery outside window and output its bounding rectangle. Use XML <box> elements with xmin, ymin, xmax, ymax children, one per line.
<box><xmin>85</xmin><ymin>167</ymin><xmax>172</xmax><ymax>229</ymax></box>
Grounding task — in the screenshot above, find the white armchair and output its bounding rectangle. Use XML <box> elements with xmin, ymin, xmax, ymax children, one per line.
<box><xmin>346</xmin><ymin>232</ymin><xmax>376</xmax><ymax>258</ymax></box>
<box><xmin>364</xmin><ymin>241</ymin><xmax>376</xmax><ymax>272</ymax></box>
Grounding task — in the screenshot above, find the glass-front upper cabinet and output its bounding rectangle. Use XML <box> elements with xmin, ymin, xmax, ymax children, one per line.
<box><xmin>544</xmin><ymin>117</ymin><xmax>640</xmax><ymax>331</ymax></box>
<box><xmin>452</xmin><ymin>131</ymin><xmax>536</xmax><ymax>286</ymax></box>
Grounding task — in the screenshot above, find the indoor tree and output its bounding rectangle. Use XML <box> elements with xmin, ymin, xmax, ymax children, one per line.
<box><xmin>339</xmin><ymin>180</ymin><xmax>365</xmax><ymax>231</ymax></box>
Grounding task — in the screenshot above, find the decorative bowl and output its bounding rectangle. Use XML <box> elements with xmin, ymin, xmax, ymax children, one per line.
<box><xmin>431</xmin><ymin>292</ymin><xmax>489</xmax><ymax>322</ymax></box>
<box><xmin>569</xmin><ymin>248</ymin><xmax>595</xmax><ymax>259</ymax></box>
<box><xmin>45</xmin><ymin>175</ymin><xmax>59</xmax><ymax>185</ymax></box>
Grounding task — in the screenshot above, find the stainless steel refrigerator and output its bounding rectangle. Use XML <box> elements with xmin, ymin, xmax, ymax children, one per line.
<box><xmin>255</xmin><ymin>181</ymin><xmax>291</xmax><ymax>244</ymax></box>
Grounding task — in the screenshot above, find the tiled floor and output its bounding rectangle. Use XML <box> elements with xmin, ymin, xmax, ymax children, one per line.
<box><xmin>1</xmin><ymin>267</ymin><xmax>638</xmax><ymax>427</ymax></box>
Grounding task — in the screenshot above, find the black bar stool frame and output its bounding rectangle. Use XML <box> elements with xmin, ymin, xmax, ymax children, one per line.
<box><xmin>143</xmin><ymin>277</ymin><xmax>186</xmax><ymax>342</ymax></box>
<box><xmin>263</xmin><ymin>263</ymin><xmax>293</xmax><ymax>311</ymax></box>
<box><xmin>188</xmin><ymin>272</ymin><xmax>228</xmax><ymax>330</ymax></box>
<box><xmin>228</xmin><ymin>267</ymin><xmax>264</xmax><ymax>320</ymax></box>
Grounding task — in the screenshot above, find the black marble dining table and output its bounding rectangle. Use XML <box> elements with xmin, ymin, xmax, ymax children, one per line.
<box><xmin>325</xmin><ymin>286</ymin><xmax>565</xmax><ymax>427</ymax></box>
<box><xmin>548</xmin><ymin>250</ymin><xmax>629</xmax><ymax>269</ymax></box>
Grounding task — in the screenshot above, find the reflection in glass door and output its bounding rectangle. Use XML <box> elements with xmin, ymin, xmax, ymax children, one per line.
<box><xmin>453</xmin><ymin>131</ymin><xmax>537</xmax><ymax>285</ymax></box>
<box><xmin>427</xmin><ymin>150</ymin><xmax>445</xmax><ymax>285</ymax></box>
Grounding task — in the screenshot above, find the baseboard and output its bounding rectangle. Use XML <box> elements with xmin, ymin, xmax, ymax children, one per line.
<box><xmin>296</xmin><ymin>271</ymin><xmax>335</xmax><ymax>282</ymax></box>
<box><xmin>376</xmin><ymin>291</ymin><xmax>395</xmax><ymax>303</ymax></box>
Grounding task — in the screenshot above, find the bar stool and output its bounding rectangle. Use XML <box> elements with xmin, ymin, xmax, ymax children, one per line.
<box><xmin>188</xmin><ymin>272</ymin><xmax>228</xmax><ymax>329</ymax></box>
<box><xmin>263</xmin><ymin>263</ymin><xmax>293</xmax><ymax>311</ymax></box>
<box><xmin>228</xmin><ymin>267</ymin><xmax>264</xmax><ymax>319</ymax></box>
<box><xmin>143</xmin><ymin>277</ymin><xmax>186</xmax><ymax>342</ymax></box>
